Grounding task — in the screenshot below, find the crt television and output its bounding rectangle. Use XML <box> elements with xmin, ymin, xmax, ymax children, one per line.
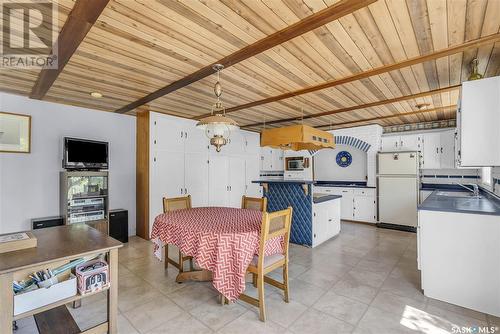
<box><xmin>63</xmin><ymin>137</ymin><xmax>109</xmax><ymax>170</ymax></box>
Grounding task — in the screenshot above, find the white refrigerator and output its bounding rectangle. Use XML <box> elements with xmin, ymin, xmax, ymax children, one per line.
<box><xmin>377</xmin><ymin>151</ymin><xmax>419</xmax><ymax>228</ymax></box>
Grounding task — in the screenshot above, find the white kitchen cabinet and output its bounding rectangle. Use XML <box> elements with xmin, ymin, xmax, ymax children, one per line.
<box><xmin>400</xmin><ymin>134</ymin><xmax>422</xmax><ymax>151</ymax></box>
<box><xmin>314</xmin><ymin>186</ymin><xmax>376</xmax><ymax>223</ymax></box>
<box><xmin>381</xmin><ymin>136</ymin><xmax>400</xmax><ymax>151</ymax></box>
<box><xmin>245</xmin><ymin>133</ymin><xmax>261</xmax><ymax>155</ymax></box>
<box><xmin>185</xmin><ymin>152</ymin><xmax>209</xmax><ymax>207</ymax></box>
<box><xmin>185</xmin><ymin>125</ymin><xmax>210</xmax><ymax>153</ymax></box>
<box><xmin>229</xmin><ymin>157</ymin><xmax>246</xmax><ymax>207</ymax></box>
<box><xmin>422</xmin><ymin>133</ymin><xmax>441</xmax><ymax>169</ymax></box>
<box><xmin>381</xmin><ymin>134</ymin><xmax>422</xmax><ymax>152</ymax></box>
<box><xmin>208</xmin><ymin>155</ymin><xmax>250</xmax><ymax>207</ymax></box>
<box><xmin>150</xmin><ymin>150</ymin><xmax>185</xmax><ymax>222</ymax></box>
<box><xmin>272</xmin><ymin>149</ymin><xmax>284</xmax><ymax>171</ymax></box>
<box><xmin>338</xmin><ymin>189</ymin><xmax>354</xmax><ymax>220</ymax></box>
<box><xmin>312</xmin><ymin>198</ymin><xmax>341</xmax><ymax>247</ymax></box>
<box><xmin>208</xmin><ymin>155</ymin><xmax>230</xmax><ymax>206</ymax></box>
<box><xmin>419</xmin><ymin>209</ymin><xmax>500</xmax><ymax>316</ymax></box>
<box><xmin>458</xmin><ymin>76</ymin><xmax>500</xmax><ymax>167</ymax></box>
<box><xmin>148</xmin><ymin>112</ymin><xmax>262</xmax><ymax>235</ymax></box>
<box><xmin>261</xmin><ymin>147</ymin><xmax>273</xmax><ymax>171</ymax></box>
<box><xmin>246</xmin><ymin>156</ymin><xmax>262</xmax><ymax>197</ymax></box>
<box><xmin>152</xmin><ymin>117</ymin><xmax>187</xmax><ymax>152</ymax></box>
<box><xmin>440</xmin><ymin>130</ymin><xmax>455</xmax><ymax>169</ymax></box>
<box><xmin>260</xmin><ymin>147</ymin><xmax>284</xmax><ymax>171</ymax></box>
<box><xmin>353</xmin><ymin>195</ymin><xmax>376</xmax><ymax>222</ymax></box>
<box><xmin>312</xmin><ymin>203</ymin><xmax>328</xmax><ymax>246</ymax></box>
<box><xmin>422</xmin><ymin>130</ymin><xmax>456</xmax><ymax>169</ymax></box>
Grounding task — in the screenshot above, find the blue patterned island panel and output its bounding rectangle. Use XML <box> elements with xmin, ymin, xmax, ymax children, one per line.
<box><xmin>262</xmin><ymin>182</ymin><xmax>313</xmax><ymax>246</ymax></box>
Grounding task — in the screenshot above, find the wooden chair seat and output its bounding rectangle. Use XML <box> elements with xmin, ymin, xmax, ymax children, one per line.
<box><xmin>249</xmin><ymin>253</ymin><xmax>285</xmax><ymax>269</ymax></box>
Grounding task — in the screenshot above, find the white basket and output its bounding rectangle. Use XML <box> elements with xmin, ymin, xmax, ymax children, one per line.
<box><xmin>14</xmin><ymin>274</ymin><xmax>77</xmax><ymax>316</ymax></box>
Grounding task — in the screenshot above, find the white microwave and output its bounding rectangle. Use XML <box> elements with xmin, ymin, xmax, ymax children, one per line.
<box><xmin>286</xmin><ymin>157</ymin><xmax>310</xmax><ymax>171</ymax></box>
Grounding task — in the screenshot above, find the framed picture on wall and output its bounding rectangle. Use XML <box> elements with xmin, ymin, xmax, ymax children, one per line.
<box><xmin>0</xmin><ymin>112</ymin><xmax>31</xmax><ymax>153</ymax></box>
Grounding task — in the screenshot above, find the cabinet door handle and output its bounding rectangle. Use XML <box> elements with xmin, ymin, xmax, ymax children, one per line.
<box><xmin>436</xmin><ymin>147</ymin><xmax>439</xmax><ymax>154</ymax></box>
<box><xmin>180</xmin><ymin>188</ymin><xmax>183</xmax><ymax>194</ymax></box>
<box><xmin>400</xmin><ymin>140</ymin><xmax>403</xmax><ymax>146</ymax></box>
<box><xmin>180</xmin><ymin>131</ymin><xmax>183</xmax><ymax>138</ymax></box>
<box><xmin>184</xmin><ymin>188</ymin><xmax>187</xmax><ymax>194</ymax></box>
<box><xmin>440</xmin><ymin>147</ymin><xmax>443</xmax><ymax>153</ymax></box>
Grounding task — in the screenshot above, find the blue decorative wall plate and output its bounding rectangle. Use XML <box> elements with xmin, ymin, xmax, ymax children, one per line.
<box><xmin>336</xmin><ymin>151</ymin><xmax>352</xmax><ymax>168</ymax></box>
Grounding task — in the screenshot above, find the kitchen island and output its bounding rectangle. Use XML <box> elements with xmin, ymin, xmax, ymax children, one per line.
<box><xmin>418</xmin><ymin>188</ymin><xmax>500</xmax><ymax>317</ymax></box>
<box><xmin>252</xmin><ymin>179</ymin><xmax>341</xmax><ymax>247</ymax></box>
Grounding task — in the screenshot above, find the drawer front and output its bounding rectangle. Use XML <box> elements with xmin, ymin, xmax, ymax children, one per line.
<box><xmin>314</xmin><ymin>186</ymin><xmax>333</xmax><ymax>193</ymax></box>
<box><xmin>353</xmin><ymin>188</ymin><xmax>375</xmax><ymax>196</ymax></box>
<box><xmin>339</xmin><ymin>188</ymin><xmax>354</xmax><ymax>196</ymax></box>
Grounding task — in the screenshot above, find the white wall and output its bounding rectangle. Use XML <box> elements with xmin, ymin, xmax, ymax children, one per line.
<box><xmin>326</xmin><ymin>125</ymin><xmax>383</xmax><ymax>186</ymax></box>
<box><xmin>0</xmin><ymin>93</ymin><xmax>136</xmax><ymax>235</ymax></box>
<box><xmin>314</xmin><ymin>144</ymin><xmax>367</xmax><ymax>182</ymax></box>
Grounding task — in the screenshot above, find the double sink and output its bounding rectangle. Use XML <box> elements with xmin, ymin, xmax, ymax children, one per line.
<box><xmin>434</xmin><ymin>191</ymin><xmax>482</xmax><ymax>199</ymax></box>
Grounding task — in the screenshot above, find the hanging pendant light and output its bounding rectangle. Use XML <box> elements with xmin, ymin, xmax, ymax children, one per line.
<box><xmin>196</xmin><ymin>64</ymin><xmax>239</xmax><ymax>152</ymax></box>
<box><xmin>468</xmin><ymin>58</ymin><xmax>483</xmax><ymax>81</ymax></box>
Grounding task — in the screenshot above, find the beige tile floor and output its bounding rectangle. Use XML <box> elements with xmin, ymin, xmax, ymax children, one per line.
<box><xmin>15</xmin><ymin>222</ymin><xmax>500</xmax><ymax>334</ymax></box>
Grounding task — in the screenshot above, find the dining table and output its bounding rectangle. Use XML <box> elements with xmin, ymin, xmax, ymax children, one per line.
<box><xmin>151</xmin><ymin>207</ymin><xmax>284</xmax><ymax>301</ymax></box>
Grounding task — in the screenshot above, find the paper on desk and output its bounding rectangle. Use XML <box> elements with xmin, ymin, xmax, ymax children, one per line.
<box><xmin>0</xmin><ymin>232</ymin><xmax>29</xmax><ymax>243</ymax></box>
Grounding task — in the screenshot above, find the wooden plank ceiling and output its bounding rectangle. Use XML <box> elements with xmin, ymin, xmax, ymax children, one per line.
<box><xmin>1</xmin><ymin>0</ymin><xmax>500</xmax><ymax>131</ymax></box>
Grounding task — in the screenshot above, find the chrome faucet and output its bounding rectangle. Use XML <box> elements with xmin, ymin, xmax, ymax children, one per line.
<box><xmin>454</xmin><ymin>182</ymin><xmax>480</xmax><ymax>197</ymax></box>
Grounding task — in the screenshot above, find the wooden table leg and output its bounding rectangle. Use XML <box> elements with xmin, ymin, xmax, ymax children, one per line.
<box><xmin>108</xmin><ymin>248</ymin><xmax>118</xmax><ymax>334</ymax></box>
<box><xmin>0</xmin><ymin>273</ymin><xmax>13</xmax><ymax>333</ymax></box>
<box><xmin>175</xmin><ymin>269</ymin><xmax>212</xmax><ymax>283</ymax></box>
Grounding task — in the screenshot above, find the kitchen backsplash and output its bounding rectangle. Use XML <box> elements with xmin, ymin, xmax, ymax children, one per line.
<box><xmin>313</xmin><ymin>144</ymin><xmax>368</xmax><ymax>182</ymax></box>
<box><xmin>421</xmin><ymin>169</ymin><xmax>480</xmax><ymax>185</ymax></box>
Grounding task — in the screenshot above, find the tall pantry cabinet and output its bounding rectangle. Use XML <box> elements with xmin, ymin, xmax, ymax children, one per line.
<box><xmin>136</xmin><ymin>111</ymin><xmax>262</xmax><ymax>239</ymax></box>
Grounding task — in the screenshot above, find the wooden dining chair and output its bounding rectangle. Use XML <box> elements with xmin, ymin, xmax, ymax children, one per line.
<box><xmin>163</xmin><ymin>195</ymin><xmax>193</xmax><ymax>273</ymax></box>
<box><xmin>241</xmin><ymin>195</ymin><xmax>268</xmax><ymax>212</ymax></box>
<box><xmin>238</xmin><ymin>207</ymin><xmax>293</xmax><ymax>322</ymax></box>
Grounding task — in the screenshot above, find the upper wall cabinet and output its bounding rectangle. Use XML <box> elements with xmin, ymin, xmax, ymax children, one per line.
<box><xmin>421</xmin><ymin>130</ymin><xmax>455</xmax><ymax>169</ymax></box>
<box><xmin>260</xmin><ymin>147</ymin><xmax>284</xmax><ymax>171</ymax></box>
<box><xmin>458</xmin><ymin>76</ymin><xmax>500</xmax><ymax>167</ymax></box>
<box><xmin>381</xmin><ymin>134</ymin><xmax>422</xmax><ymax>152</ymax></box>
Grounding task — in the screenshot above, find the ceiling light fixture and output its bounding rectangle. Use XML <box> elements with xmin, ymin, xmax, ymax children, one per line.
<box><xmin>196</xmin><ymin>64</ymin><xmax>239</xmax><ymax>152</ymax></box>
<box><xmin>468</xmin><ymin>58</ymin><xmax>483</xmax><ymax>81</ymax></box>
<box><xmin>415</xmin><ymin>103</ymin><xmax>430</xmax><ymax>110</ymax></box>
<box><xmin>90</xmin><ymin>92</ymin><xmax>103</xmax><ymax>98</ymax></box>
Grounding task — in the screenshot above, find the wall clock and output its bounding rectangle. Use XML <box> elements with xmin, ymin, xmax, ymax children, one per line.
<box><xmin>336</xmin><ymin>151</ymin><xmax>352</xmax><ymax>168</ymax></box>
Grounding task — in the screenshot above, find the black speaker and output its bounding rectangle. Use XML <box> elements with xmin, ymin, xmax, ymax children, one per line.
<box><xmin>109</xmin><ymin>209</ymin><xmax>128</xmax><ymax>243</ymax></box>
<box><xmin>32</xmin><ymin>216</ymin><xmax>64</xmax><ymax>230</ymax></box>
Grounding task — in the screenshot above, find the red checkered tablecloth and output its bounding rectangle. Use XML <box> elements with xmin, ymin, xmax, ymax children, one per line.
<box><xmin>151</xmin><ymin>207</ymin><xmax>284</xmax><ymax>301</ymax></box>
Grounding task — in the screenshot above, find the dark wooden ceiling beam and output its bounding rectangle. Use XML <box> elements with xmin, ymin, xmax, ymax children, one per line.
<box><xmin>30</xmin><ymin>0</ymin><xmax>110</xmax><ymax>99</ymax></box>
<box><xmin>314</xmin><ymin>105</ymin><xmax>457</xmax><ymax>129</ymax></box>
<box><xmin>204</xmin><ymin>33</ymin><xmax>500</xmax><ymax>120</ymax></box>
<box><xmin>114</xmin><ymin>0</ymin><xmax>376</xmax><ymax>114</ymax></box>
<box><xmin>241</xmin><ymin>85</ymin><xmax>460</xmax><ymax>128</ymax></box>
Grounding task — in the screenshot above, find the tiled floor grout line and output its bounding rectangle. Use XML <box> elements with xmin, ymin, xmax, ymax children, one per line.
<box><xmin>55</xmin><ymin>224</ymin><xmax>494</xmax><ymax>334</ymax></box>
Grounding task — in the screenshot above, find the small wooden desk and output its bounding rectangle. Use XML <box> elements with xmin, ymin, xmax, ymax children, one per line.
<box><xmin>0</xmin><ymin>224</ymin><xmax>122</xmax><ymax>333</ymax></box>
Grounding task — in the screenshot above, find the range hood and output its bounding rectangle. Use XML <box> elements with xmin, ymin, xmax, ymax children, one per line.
<box><xmin>260</xmin><ymin>124</ymin><xmax>335</xmax><ymax>151</ymax></box>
